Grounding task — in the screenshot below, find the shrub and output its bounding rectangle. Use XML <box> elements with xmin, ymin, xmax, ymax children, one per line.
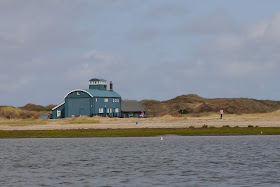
<box><xmin>248</xmin><ymin>125</ymin><xmax>254</xmax><ymax>128</ymax></box>
<box><xmin>189</xmin><ymin>126</ymin><xmax>195</xmax><ymax>128</ymax></box>
<box><xmin>222</xmin><ymin>125</ymin><xmax>231</xmax><ymax>128</ymax></box>
<box><xmin>178</xmin><ymin>109</ymin><xmax>189</xmax><ymax>114</ymax></box>
<box><xmin>202</xmin><ymin>124</ymin><xmax>208</xmax><ymax>128</ymax></box>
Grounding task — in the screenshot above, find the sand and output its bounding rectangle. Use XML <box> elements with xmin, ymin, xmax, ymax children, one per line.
<box><xmin>1</xmin><ymin>112</ymin><xmax>280</xmax><ymax>130</ymax></box>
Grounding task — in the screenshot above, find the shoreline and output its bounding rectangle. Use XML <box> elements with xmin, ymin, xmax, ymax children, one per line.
<box><xmin>2</xmin><ymin>113</ymin><xmax>280</xmax><ymax>130</ymax></box>
<box><xmin>0</xmin><ymin>127</ymin><xmax>280</xmax><ymax>138</ymax></box>
<box><xmin>1</xmin><ymin>112</ymin><xmax>280</xmax><ymax>138</ymax></box>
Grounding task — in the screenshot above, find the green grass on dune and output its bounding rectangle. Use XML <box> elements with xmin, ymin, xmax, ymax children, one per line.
<box><xmin>0</xmin><ymin>127</ymin><xmax>280</xmax><ymax>138</ymax></box>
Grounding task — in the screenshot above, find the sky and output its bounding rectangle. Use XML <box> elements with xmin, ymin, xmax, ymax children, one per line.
<box><xmin>1</xmin><ymin>0</ymin><xmax>280</xmax><ymax>107</ymax></box>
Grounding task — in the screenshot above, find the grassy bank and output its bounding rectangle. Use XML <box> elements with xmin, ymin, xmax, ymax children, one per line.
<box><xmin>0</xmin><ymin>127</ymin><xmax>280</xmax><ymax>138</ymax></box>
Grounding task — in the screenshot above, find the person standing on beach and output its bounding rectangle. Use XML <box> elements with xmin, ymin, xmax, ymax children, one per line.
<box><xmin>220</xmin><ymin>109</ymin><xmax>223</xmax><ymax>119</ymax></box>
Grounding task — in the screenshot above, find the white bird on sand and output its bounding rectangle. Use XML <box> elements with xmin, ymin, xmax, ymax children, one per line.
<box><xmin>261</xmin><ymin>131</ymin><xmax>263</xmax><ymax>134</ymax></box>
<box><xmin>160</xmin><ymin>137</ymin><xmax>163</xmax><ymax>140</ymax></box>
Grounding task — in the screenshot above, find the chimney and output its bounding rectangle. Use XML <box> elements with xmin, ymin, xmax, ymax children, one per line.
<box><xmin>110</xmin><ymin>81</ymin><xmax>113</xmax><ymax>90</ymax></box>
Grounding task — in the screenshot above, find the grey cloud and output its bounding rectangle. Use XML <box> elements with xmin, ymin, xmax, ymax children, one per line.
<box><xmin>0</xmin><ymin>1</ymin><xmax>96</xmax><ymax>106</ymax></box>
<box><xmin>2</xmin><ymin>1</ymin><xmax>280</xmax><ymax>106</ymax></box>
<box><xmin>135</xmin><ymin>11</ymin><xmax>280</xmax><ymax>100</ymax></box>
<box><xmin>176</xmin><ymin>9</ymin><xmax>237</xmax><ymax>35</ymax></box>
<box><xmin>176</xmin><ymin>13</ymin><xmax>280</xmax><ymax>98</ymax></box>
<box><xmin>149</xmin><ymin>3</ymin><xmax>188</xmax><ymax>18</ymax></box>
<box><xmin>129</xmin><ymin>28</ymin><xmax>160</xmax><ymax>40</ymax></box>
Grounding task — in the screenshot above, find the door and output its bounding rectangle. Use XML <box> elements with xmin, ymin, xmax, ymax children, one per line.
<box><xmin>68</xmin><ymin>98</ymin><xmax>90</xmax><ymax>117</ymax></box>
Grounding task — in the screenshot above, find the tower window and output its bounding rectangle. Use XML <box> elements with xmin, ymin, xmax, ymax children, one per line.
<box><xmin>104</xmin><ymin>98</ymin><xmax>108</xmax><ymax>102</ymax></box>
<box><xmin>77</xmin><ymin>91</ymin><xmax>80</xmax><ymax>95</ymax></box>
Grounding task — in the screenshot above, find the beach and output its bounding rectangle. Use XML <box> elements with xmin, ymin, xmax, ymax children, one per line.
<box><xmin>1</xmin><ymin>111</ymin><xmax>280</xmax><ymax>131</ymax></box>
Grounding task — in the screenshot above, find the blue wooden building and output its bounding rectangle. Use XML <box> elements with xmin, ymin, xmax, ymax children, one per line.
<box><xmin>52</xmin><ymin>78</ymin><xmax>121</xmax><ymax>119</ymax></box>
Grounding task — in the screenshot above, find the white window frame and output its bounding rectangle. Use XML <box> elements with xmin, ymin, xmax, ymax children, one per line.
<box><xmin>99</xmin><ymin>108</ymin><xmax>103</xmax><ymax>113</ymax></box>
<box><xmin>57</xmin><ymin>110</ymin><xmax>61</xmax><ymax>117</ymax></box>
<box><xmin>115</xmin><ymin>108</ymin><xmax>119</xmax><ymax>113</ymax></box>
<box><xmin>77</xmin><ymin>91</ymin><xmax>80</xmax><ymax>95</ymax></box>
<box><xmin>104</xmin><ymin>98</ymin><xmax>108</xmax><ymax>102</ymax></box>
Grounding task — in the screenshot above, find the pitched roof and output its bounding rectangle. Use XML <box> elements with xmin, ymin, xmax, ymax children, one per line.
<box><xmin>121</xmin><ymin>100</ymin><xmax>146</xmax><ymax>112</ymax></box>
<box><xmin>52</xmin><ymin>102</ymin><xmax>65</xmax><ymax>111</ymax></box>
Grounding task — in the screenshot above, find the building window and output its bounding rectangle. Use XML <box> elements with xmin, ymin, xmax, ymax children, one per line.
<box><xmin>57</xmin><ymin>110</ymin><xmax>61</xmax><ymax>117</ymax></box>
<box><xmin>115</xmin><ymin>108</ymin><xmax>119</xmax><ymax>113</ymax></box>
<box><xmin>77</xmin><ymin>91</ymin><xmax>80</xmax><ymax>95</ymax></box>
<box><xmin>96</xmin><ymin>98</ymin><xmax>98</xmax><ymax>102</ymax></box>
<box><xmin>104</xmin><ymin>98</ymin><xmax>108</xmax><ymax>102</ymax></box>
<box><xmin>110</xmin><ymin>108</ymin><xmax>112</xmax><ymax>113</ymax></box>
<box><xmin>99</xmin><ymin>108</ymin><xmax>103</xmax><ymax>113</ymax></box>
<box><xmin>113</xmin><ymin>98</ymin><xmax>119</xmax><ymax>102</ymax></box>
<box><xmin>107</xmin><ymin>108</ymin><xmax>110</xmax><ymax>113</ymax></box>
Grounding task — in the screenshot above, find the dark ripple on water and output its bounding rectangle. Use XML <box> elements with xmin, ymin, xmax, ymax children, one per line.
<box><xmin>0</xmin><ymin>136</ymin><xmax>280</xmax><ymax>186</ymax></box>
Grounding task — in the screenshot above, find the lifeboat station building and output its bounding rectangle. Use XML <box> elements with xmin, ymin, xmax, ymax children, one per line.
<box><xmin>52</xmin><ymin>78</ymin><xmax>121</xmax><ymax>119</ymax></box>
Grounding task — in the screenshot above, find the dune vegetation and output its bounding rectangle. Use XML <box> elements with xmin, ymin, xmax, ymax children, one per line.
<box><xmin>64</xmin><ymin>116</ymin><xmax>100</xmax><ymax>124</ymax></box>
<box><xmin>0</xmin><ymin>106</ymin><xmax>41</xmax><ymax>119</ymax></box>
<box><xmin>141</xmin><ymin>94</ymin><xmax>280</xmax><ymax>117</ymax></box>
<box><xmin>2</xmin><ymin>94</ymin><xmax>280</xmax><ymax>120</ymax></box>
<box><xmin>19</xmin><ymin>103</ymin><xmax>55</xmax><ymax>112</ymax></box>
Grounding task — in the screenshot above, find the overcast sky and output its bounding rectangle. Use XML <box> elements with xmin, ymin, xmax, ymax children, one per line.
<box><xmin>1</xmin><ymin>0</ymin><xmax>280</xmax><ymax>106</ymax></box>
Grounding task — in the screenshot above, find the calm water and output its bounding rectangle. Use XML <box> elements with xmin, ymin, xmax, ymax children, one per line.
<box><xmin>0</xmin><ymin>136</ymin><xmax>280</xmax><ymax>186</ymax></box>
